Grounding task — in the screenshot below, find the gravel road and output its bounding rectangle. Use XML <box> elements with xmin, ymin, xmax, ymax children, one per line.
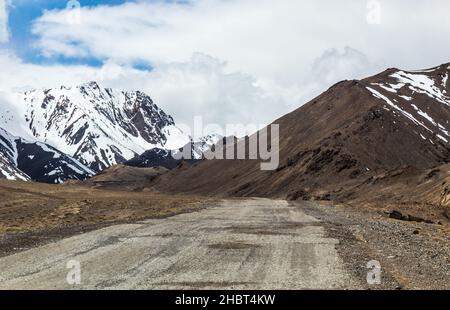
<box><xmin>0</xmin><ymin>199</ymin><xmax>360</xmax><ymax>290</ymax></box>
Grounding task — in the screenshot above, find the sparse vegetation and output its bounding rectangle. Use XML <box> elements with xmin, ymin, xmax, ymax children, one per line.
<box><xmin>0</xmin><ymin>180</ymin><xmax>211</xmax><ymax>256</ymax></box>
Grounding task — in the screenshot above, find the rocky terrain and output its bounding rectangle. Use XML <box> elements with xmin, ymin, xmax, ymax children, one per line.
<box><xmin>149</xmin><ymin>63</ymin><xmax>450</xmax><ymax>212</ymax></box>
<box><xmin>299</xmin><ymin>201</ymin><xmax>449</xmax><ymax>290</ymax></box>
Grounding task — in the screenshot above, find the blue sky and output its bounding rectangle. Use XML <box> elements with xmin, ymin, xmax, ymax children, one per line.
<box><xmin>7</xmin><ymin>0</ymin><xmax>128</xmax><ymax>66</ymax></box>
<box><xmin>6</xmin><ymin>0</ymin><xmax>190</xmax><ymax>68</ymax></box>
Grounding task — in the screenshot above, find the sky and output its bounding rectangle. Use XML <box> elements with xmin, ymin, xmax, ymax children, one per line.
<box><xmin>1</xmin><ymin>0</ymin><xmax>450</xmax><ymax>130</ymax></box>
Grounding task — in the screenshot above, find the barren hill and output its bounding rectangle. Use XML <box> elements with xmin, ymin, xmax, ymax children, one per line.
<box><xmin>150</xmin><ymin>63</ymin><xmax>450</xmax><ymax>206</ymax></box>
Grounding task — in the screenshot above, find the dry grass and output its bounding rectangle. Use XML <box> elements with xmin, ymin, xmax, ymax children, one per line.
<box><xmin>0</xmin><ymin>180</ymin><xmax>211</xmax><ymax>235</ymax></box>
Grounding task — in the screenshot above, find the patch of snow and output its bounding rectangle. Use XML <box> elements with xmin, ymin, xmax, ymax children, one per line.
<box><xmin>437</xmin><ymin>134</ymin><xmax>448</xmax><ymax>143</ymax></box>
<box><xmin>36</xmin><ymin>142</ymin><xmax>62</xmax><ymax>159</ymax></box>
<box><xmin>410</xmin><ymin>104</ymin><xmax>437</xmax><ymax>126</ymax></box>
<box><xmin>47</xmin><ymin>168</ymin><xmax>62</xmax><ymax>176</ymax></box>
<box><xmin>66</xmin><ymin>163</ymin><xmax>86</xmax><ymax>175</ymax></box>
<box><xmin>371</xmin><ymin>82</ymin><xmax>405</xmax><ymax>94</ymax></box>
<box><xmin>162</xmin><ymin>125</ymin><xmax>191</xmax><ymax>150</ymax></box>
<box><xmin>442</xmin><ymin>72</ymin><xmax>448</xmax><ymax>88</ymax></box>
<box><xmin>366</xmin><ymin>87</ymin><xmax>433</xmax><ymax>133</ymax></box>
<box><xmin>410</xmin><ymin>68</ymin><xmax>437</xmax><ymax>73</ymax></box>
<box><xmin>372</xmin><ymin>83</ymin><xmax>397</xmax><ymax>93</ymax></box>
<box><xmin>391</xmin><ymin>71</ymin><xmax>450</xmax><ymax>106</ymax></box>
<box><xmin>399</xmin><ymin>95</ymin><xmax>413</xmax><ymax>101</ymax></box>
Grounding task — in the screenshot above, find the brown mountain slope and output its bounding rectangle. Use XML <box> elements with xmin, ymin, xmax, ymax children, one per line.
<box><xmin>150</xmin><ymin>63</ymin><xmax>450</xmax><ymax>203</ymax></box>
<box><xmin>82</xmin><ymin>164</ymin><xmax>168</xmax><ymax>190</ymax></box>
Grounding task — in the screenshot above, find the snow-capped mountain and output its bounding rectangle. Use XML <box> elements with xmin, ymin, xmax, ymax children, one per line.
<box><xmin>364</xmin><ymin>64</ymin><xmax>450</xmax><ymax>145</ymax></box>
<box><xmin>125</xmin><ymin>133</ymin><xmax>222</xmax><ymax>169</ymax></box>
<box><xmin>15</xmin><ymin>139</ymin><xmax>95</xmax><ymax>183</ymax></box>
<box><xmin>0</xmin><ymin>82</ymin><xmax>189</xmax><ymax>173</ymax></box>
<box><xmin>191</xmin><ymin>134</ymin><xmax>223</xmax><ymax>159</ymax></box>
<box><xmin>125</xmin><ymin>148</ymin><xmax>182</xmax><ymax>169</ymax></box>
<box><xmin>0</xmin><ymin>127</ymin><xmax>94</xmax><ymax>183</ymax></box>
<box><xmin>0</xmin><ymin>128</ymin><xmax>30</xmax><ymax>181</ymax></box>
<box><xmin>0</xmin><ymin>152</ymin><xmax>29</xmax><ymax>181</ymax></box>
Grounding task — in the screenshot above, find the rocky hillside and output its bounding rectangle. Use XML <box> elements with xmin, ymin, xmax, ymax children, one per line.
<box><xmin>0</xmin><ymin>127</ymin><xmax>94</xmax><ymax>183</ymax></box>
<box><xmin>150</xmin><ymin>63</ymin><xmax>450</xmax><ymax>202</ymax></box>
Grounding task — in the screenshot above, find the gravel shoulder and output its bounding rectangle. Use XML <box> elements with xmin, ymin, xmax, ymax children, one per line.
<box><xmin>297</xmin><ymin>201</ymin><xmax>450</xmax><ymax>290</ymax></box>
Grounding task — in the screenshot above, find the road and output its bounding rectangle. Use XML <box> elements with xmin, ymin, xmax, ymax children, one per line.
<box><xmin>0</xmin><ymin>199</ymin><xmax>358</xmax><ymax>289</ymax></box>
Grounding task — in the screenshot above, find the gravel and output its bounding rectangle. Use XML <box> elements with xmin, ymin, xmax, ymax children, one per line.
<box><xmin>297</xmin><ymin>201</ymin><xmax>450</xmax><ymax>290</ymax></box>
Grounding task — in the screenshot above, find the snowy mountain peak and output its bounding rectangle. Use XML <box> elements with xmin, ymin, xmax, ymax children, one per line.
<box><xmin>364</xmin><ymin>63</ymin><xmax>450</xmax><ymax>145</ymax></box>
<box><xmin>1</xmin><ymin>82</ymin><xmax>189</xmax><ymax>173</ymax></box>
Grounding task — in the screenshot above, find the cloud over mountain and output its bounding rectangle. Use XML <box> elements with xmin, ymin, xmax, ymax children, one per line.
<box><xmin>1</xmin><ymin>0</ymin><xmax>450</xmax><ymax>129</ymax></box>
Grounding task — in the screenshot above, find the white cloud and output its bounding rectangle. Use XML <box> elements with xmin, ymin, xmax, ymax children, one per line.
<box><xmin>25</xmin><ymin>0</ymin><xmax>387</xmax><ymax>128</ymax></box>
<box><xmin>0</xmin><ymin>50</ymin><xmax>123</xmax><ymax>92</ymax></box>
<box><xmin>31</xmin><ymin>0</ymin><xmax>450</xmax><ymax>78</ymax></box>
<box><xmin>32</xmin><ymin>0</ymin><xmax>376</xmax><ymax>83</ymax></box>
<box><xmin>0</xmin><ymin>51</ymin><xmax>294</xmax><ymax>131</ymax></box>
<box><xmin>311</xmin><ymin>47</ymin><xmax>372</xmax><ymax>86</ymax></box>
<box><xmin>2</xmin><ymin>0</ymin><xmax>450</xmax><ymax>131</ymax></box>
<box><xmin>143</xmin><ymin>53</ymin><xmax>292</xmax><ymax>127</ymax></box>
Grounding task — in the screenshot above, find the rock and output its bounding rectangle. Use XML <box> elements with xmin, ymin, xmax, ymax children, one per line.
<box><xmin>386</xmin><ymin>210</ymin><xmax>434</xmax><ymax>224</ymax></box>
<box><xmin>387</xmin><ymin>210</ymin><xmax>405</xmax><ymax>221</ymax></box>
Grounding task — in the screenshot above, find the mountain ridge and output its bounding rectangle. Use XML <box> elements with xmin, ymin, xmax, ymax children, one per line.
<box><xmin>0</xmin><ymin>126</ymin><xmax>94</xmax><ymax>183</ymax></box>
<box><xmin>0</xmin><ymin>82</ymin><xmax>192</xmax><ymax>182</ymax></box>
<box><xmin>3</xmin><ymin>62</ymin><xmax>450</xmax><ymax>190</ymax></box>
<box><xmin>0</xmin><ymin>81</ymin><xmax>190</xmax><ymax>173</ymax></box>
<box><xmin>149</xmin><ymin>62</ymin><xmax>450</xmax><ymax>201</ymax></box>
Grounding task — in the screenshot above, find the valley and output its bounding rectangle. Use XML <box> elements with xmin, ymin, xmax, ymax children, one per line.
<box><xmin>1</xmin><ymin>63</ymin><xmax>450</xmax><ymax>290</ymax></box>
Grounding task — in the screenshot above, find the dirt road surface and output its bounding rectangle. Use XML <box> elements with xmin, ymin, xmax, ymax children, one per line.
<box><xmin>0</xmin><ymin>199</ymin><xmax>360</xmax><ymax>289</ymax></box>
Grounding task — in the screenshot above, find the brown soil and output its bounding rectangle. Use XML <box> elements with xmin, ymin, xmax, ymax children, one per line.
<box><xmin>0</xmin><ymin>179</ymin><xmax>210</xmax><ymax>256</ymax></box>
<box><xmin>80</xmin><ymin>164</ymin><xmax>168</xmax><ymax>190</ymax></box>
